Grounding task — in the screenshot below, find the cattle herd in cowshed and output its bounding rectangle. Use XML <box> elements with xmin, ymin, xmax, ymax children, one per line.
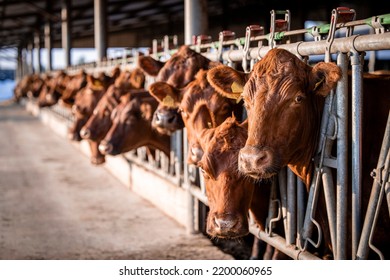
<box><xmin>13</xmin><ymin>21</ymin><xmax>390</xmax><ymax>260</ymax></box>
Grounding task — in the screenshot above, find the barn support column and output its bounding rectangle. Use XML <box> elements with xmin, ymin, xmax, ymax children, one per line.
<box><xmin>34</xmin><ymin>32</ymin><xmax>42</xmax><ymax>73</ymax></box>
<box><xmin>28</xmin><ymin>42</ymin><xmax>34</xmax><ymax>74</ymax></box>
<box><xmin>94</xmin><ymin>0</ymin><xmax>107</xmax><ymax>64</ymax></box>
<box><xmin>16</xmin><ymin>47</ymin><xmax>23</xmax><ymax>80</ymax></box>
<box><xmin>184</xmin><ymin>0</ymin><xmax>208</xmax><ymax>45</ymax></box>
<box><xmin>61</xmin><ymin>0</ymin><xmax>71</xmax><ymax>68</ymax></box>
<box><xmin>44</xmin><ymin>1</ymin><xmax>53</xmax><ymax>72</ymax></box>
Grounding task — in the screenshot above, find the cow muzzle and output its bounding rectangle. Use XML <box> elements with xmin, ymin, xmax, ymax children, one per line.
<box><xmin>80</xmin><ymin>127</ymin><xmax>91</xmax><ymax>139</ymax></box>
<box><xmin>152</xmin><ymin>110</ymin><xmax>183</xmax><ymax>132</ymax></box>
<box><xmin>98</xmin><ymin>140</ymin><xmax>113</xmax><ymax>155</ymax></box>
<box><xmin>207</xmin><ymin>213</ymin><xmax>248</xmax><ymax>238</ymax></box>
<box><xmin>238</xmin><ymin>145</ymin><xmax>275</xmax><ymax>179</ymax></box>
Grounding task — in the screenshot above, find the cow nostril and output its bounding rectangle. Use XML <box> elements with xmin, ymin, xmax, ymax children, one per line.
<box><xmin>167</xmin><ymin>114</ymin><xmax>176</xmax><ymax>124</ymax></box>
<box><xmin>256</xmin><ymin>150</ymin><xmax>269</xmax><ymax>165</ymax></box>
<box><xmin>99</xmin><ymin>141</ymin><xmax>113</xmax><ymax>154</ymax></box>
<box><xmin>80</xmin><ymin>128</ymin><xmax>91</xmax><ymax>139</ymax></box>
<box><xmin>214</xmin><ymin>217</ymin><xmax>236</xmax><ymax>231</ymax></box>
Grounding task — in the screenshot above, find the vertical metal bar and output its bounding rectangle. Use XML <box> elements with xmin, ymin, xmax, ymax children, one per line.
<box><xmin>44</xmin><ymin>21</ymin><xmax>52</xmax><ymax>72</ymax></box>
<box><xmin>356</xmin><ymin>111</ymin><xmax>390</xmax><ymax>259</ymax></box>
<box><xmin>336</xmin><ymin>52</ymin><xmax>348</xmax><ymax>260</ymax></box>
<box><xmin>287</xmin><ymin>169</ymin><xmax>297</xmax><ymax>245</ymax></box>
<box><xmin>322</xmin><ymin>167</ymin><xmax>337</xmax><ymax>257</ymax></box>
<box><xmin>34</xmin><ymin>32</ymin><xmax>41</xmax><ymax>73</ymax></box>
<box><xmin>351</xmin><ymin>51</ymin><xmax>364</xmax><ymax>259</ymax></box>
<box><xmin>61</xmin><ymin>0</ymin><xmax>71</xmax><ymax>68</ymax></box>
<box><xmin>94</xmin><ymin>0</ymin><xmax>107</xmax><ymax>63</ymax></box>
<box><xmin>296</xmin><ymin>178</ymin><xmax>305</xmax><ymax>244</ymax></box>
<box><xmin>184</xmin><ymin>0</ymin><xmax>204</xmax><ymax>45</ymax></box>
<box><xmin>278</xmin><ymin>168</ymin><xmax>288</xmax><ymax>240</ymax></box>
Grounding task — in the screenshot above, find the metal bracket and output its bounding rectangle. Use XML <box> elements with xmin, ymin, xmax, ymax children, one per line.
<box><xmin>242</xmin><ymin>25</ymin><xmax>264</xmax><ymax>73</ymax></box>
<box><xmin>269</xmin><ymin>10</ymin><xmax>290</xmax><ymax>49</ymax></box>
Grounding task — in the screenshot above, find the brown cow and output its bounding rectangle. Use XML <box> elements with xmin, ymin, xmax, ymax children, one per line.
<box><xmin>207</xmin><ymin>48</ymin><xmax>390</xmax><ymax>259</ymax></box>
<box><xmin>139</xmin><ymin>45</ymin><xmax>218</xmax><ymax>135</ymax></box>
<box><xmin>98</xmin><ymin>92</ymin><xmax>170</xmax><ymax>157</ymax></box>
<box><xmin>37</xmin><ymin>71</ymin><xmax>69</xmax><ymax>107</ymax></box>
<box><xmin>80</xmin><ymin>68</ymin><xmax>145</xmax><ymax>141</ymax></box>
<box><xmin>191</xmin><ymin>101</ymin><xmax>287</xmax><ymax>259</ymax></box>
<box><xmin>60</xmin><ymin>70</ymin><xmax>88</xmax><ymax>107</ymax></box>
<box><xmin>149</xmin><ymin>69</ymin><xmax>243</xmax><ymax>164</ymax></box>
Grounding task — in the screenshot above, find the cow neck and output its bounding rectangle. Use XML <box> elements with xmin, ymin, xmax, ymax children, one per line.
<box><xmin>148</xmin><ymin>129</ymin><xmax>171</xmax><ymax>156</ymax></box>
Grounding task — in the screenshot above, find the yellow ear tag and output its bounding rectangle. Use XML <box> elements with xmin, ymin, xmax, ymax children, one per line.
<box><xmin>162</xmin><ymin>95</ymin><xmax>175</xmax><ymax>108</ymax></box>
<box><xmin>207</xmin><ymin>122</ymin><xmax>212</xmax><ymax>129</ymax></box>
<box><xmin>313</xmin><ymin>77</ymin><xmax>325</xmax><ymax>91</ymax></box>
<box><xmin>91</xmin><ymin>80</ymin><xmax>104</xmax><ymax>90</ymax></box>
<box><xmin>231</xmin><ymin>81</ymin><xmax>243</xmax><ymax>94</ymax></box>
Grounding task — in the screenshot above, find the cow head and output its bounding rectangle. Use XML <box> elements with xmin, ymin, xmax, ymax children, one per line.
<box><xmin>80</xmin><ymin>68</ymin><xmax>145</xmax><ymax>141</ymax></box>
<box><xmin>139</xmin><ymin>46</ymin><xmax>216</xmax><ymax>135</ymax></box>
<box><xmin>99</xmin><ymin>93</ymin><xmax>170</xmax><ymax>156</ymax></box>
<box><xmin>61</xmin><ymin>70</ymin><xmax>88</xmax><ymax>107</ymax></box>
<box><xmin>208</xmin><ymin>48</ymin><xmax>341</xmax><ymax>186</ymax></box>
<box><xmin>191</xmin><ymin>101</ymin><xmax>254</xmax><ymax>238</ymax></box>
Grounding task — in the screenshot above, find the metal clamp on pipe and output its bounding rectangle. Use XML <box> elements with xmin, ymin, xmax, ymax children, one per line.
<box><xmin>269</xmin><ymin>10</ymin><xmax>290</xmax><ymax>49</ymax></box>
<box><xmin>242</xmin><ymin>25</ymin><xmax>264</xmax><ymax>72</ymax></box>
<box><xmin>194</xmin><ymin>34</ymin><xmax>213</xmax><ymax>53</ymax></box>
<box><xmin>217</xmin><ymin>30</ymin><xmax>236</xmax><ymax>62</ymax></box>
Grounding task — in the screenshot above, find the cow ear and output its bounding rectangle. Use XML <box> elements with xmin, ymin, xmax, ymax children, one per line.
<box><xmin>138</xmin><ymin>56</ymin><xmax>165</xmax><ymax>76</ymax></box>
<box><xmin>149</xmin><ymin>82</ymin><xmax>180</xmax><ymax>106</ymax></box>
<box><xmin>311</xmin><ymin>62</ymin><xmax>342</xmax><ymax>97</ymax></box>
<box><xmin>207</xmin><ymin>65</ymin><xmax>248</xmax><ymax>100</ymax></box>
<box><xmin>192</xmin><ymin>101</ymin><xmax>216</xmax><ymax>132</ymax></box>
<box><xmin>129</xmin><ymin>68</ymin><xmax>145</xmax><ymax>89</ymax></box>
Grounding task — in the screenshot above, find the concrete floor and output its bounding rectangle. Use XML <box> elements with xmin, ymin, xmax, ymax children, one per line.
<box><xmin>0</xmin><ymin>101</ymin><xmax>233</xmax><ymax>260</ymax></box>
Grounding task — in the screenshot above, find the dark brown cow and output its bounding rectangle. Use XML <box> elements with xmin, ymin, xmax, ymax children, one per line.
<box><xmin>149</xmin><ymin>69</ymin><xmax>243</xmax><ymax>164</ymax></box>
<box><xmin>80</xmin><ymin>68</ymin><xmax>145</xmax><ymax>142</ymax></box>
<box><xmin>191</xmin><ymin>101</ymin><xmax>286</xmax><ymax>259</ymax></box>
<box><xmin>37</xmin><ymin>71</ymin><xmax>69</xmax><ymax>107</ymax></box>
<box><xmin>139</xmin><ymin>45</ymin><xmax>218</xmax><ymax>135</ymax></box>
<box><xmin>208</xmin><ymin>48</ymin><xmax>390</xmax><ymax>259</ymax></box>
<box><xmin>60</xmin><ymin>70</ymin><xmax>88</xmax><ymax>107</ymax></box>
<box><xmin>98</xmin><ymin>93</ymin><xmax>170</xmax><ymax>157</ymax></box>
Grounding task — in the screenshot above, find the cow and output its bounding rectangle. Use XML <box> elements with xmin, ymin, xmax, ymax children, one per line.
<box><xmin>60</xmin><ymin>69</ymin><xmax>88</xmax><ymax>107</ymax></box>
<box><xmin>98</xmin><ymin>92</ymin><xmax>171</xmax><ymax>157</ymax></box>
<box><xmin>149</xmin><ymin>69</ymin><xmax>243</xmax><ymax>164</ymax></box>
<box><xmin>79</xmin><ymin>68</ymin><xmax>146</xmax><ymax>164</ymax></box>
<box><xmin>207</xmin><ymin>48</ymin><xmax>390</xmax><ymax>259</ymax></box>
<box><xmin>67</xmin><ymin>68</ymin><xmax>122</xmax><ymax>165</ymax></box>
<box><xmin>190</xmin><ymin>101</ymin><xmax>287</xmax><ymax>259</ymax></box>
<box><xmin>13</xmin><ymin>74</ymin><xmax>34</xmax><ymax>102</ymax></box>
<box><xmin>37</xmin><ymin>71</ymin><xmax>69</xmax><ymax>108</ymax></box>
<box><xmin>80</xmin><ymin>68</ymin><xmax>145</xmax><ymax>142</ymax></box>
<box><xmin>138</xmin><ymin>45</ymin><xmax>218</xmax><ymax>135</ymax></box>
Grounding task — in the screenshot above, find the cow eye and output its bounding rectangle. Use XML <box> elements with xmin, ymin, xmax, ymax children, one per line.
<box><xmin>294</xmin><ymin>95</ymin><xmax>304</xmax><ymax>103</ymax></box>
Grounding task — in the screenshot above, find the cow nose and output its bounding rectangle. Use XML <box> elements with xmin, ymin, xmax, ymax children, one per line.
<box><xmin>99</xmin><ymin>141</ymin><xmax>113</xmax><ymax>154</ymax></box>
<box><xmin>214</xmin><ymin>217</ymin><xmax>236</xmax><ymax>232</ymax></box>
<box><xmin>189</xmin><ymin>145</ymin><xmax>203</xmax><ymax>164</ymax></box>
<box><xmin>154</xmin><ymin>111</ymin><xmax>177</xmax><ymax>126</ymax></box>
<box><xmin>239</xmin><ymin>146</ymin><xmax>271</xmax><ymax>172</ymax></box>
<box><xmin>80</xmin><ymin>127</ymin><xmax>91</xmax><ymax>139</ymax></box>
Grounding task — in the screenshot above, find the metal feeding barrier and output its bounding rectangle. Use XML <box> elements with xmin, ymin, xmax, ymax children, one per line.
<box><xmin>39</xmin><ymin>7</ymin><xmax>390</xmax><ymax>260</ymax></box>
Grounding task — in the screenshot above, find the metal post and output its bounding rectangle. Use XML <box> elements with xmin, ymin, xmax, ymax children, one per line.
<box><xmin>94</xmin><ymin>0</ymin><xmax>107</xmax><ymax>63</ymax></box>
<box><xmin>61</xmin><ymin>0</ymin><xmax>71</xmax><ymax>68</ymax></box>
<box><xmin>34</xmin><ymin>32</ymin><xmax>41</xmax><ymax>73</ymax></box>
<box><xmin>351</xmin><ymin>51</ymin><xmax>364</xmax><ymax>259</ymax></box>
<box><xmin>184</xmin><ymin>0</ymin><xmax>206</xmax><ymax>45</ymax></box>
<box><xmin>44</xmin><ymin>20</ymin><xmax>52</xmax><ymax>72</ymax></box>
<box><xmin>336</xmin><ymin>52</ymin><xmax>348</xmax><ymax>259</ymax></box>
<box><xmin>278</xmin><ymin>168</ymin><xmax>288</xmax><ymax>238</ymax></box>
<box><xmin>287</xmin><ymin>169</ymin><xmax>297</xmax><ymax>245</ymax></box>
<box><xmin>356</xmin><ymin>112</ymin><xmax>390</xmax><ymax>259</ymax></box>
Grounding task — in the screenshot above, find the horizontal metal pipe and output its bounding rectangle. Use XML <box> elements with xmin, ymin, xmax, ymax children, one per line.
<box><xmin>221</xmin><ymin>33</ymin><xmax>390</xmax><ymax>62</ymax></box>
<box><xmin>249</xmin><ymin>224</ymin><xmax>321</xmax><ymax>260</ymax></box>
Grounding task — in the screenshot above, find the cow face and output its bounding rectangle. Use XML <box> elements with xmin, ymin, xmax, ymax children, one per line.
<box><xmin>192</xmin><ymin>102</ymin><xmax>253</xmax><ymax>238</ymax></box>
<box><xmin>61</xmin><ymin>70</ymin><xmax>88</xmax><ymax>107</ymax></box>
<box><xmin>207</xmin><ymin>48</ymin><xmax>341</xmax><ymax>185</ymax></box>
<box><xmin>99</xmin><ymin>94</ymin><xmax>163</xmax><ymax>155</ymax></box>
<box><xmin>68</xmin><ymin>74</ymin><xmax>108</xmax><ymax>142</ymax></box>
<box><xmin>139</xmin><ymin>46</ymin><xmax>216</xmax><ymax>135</ymax></box>
<box><xmin>80</xmin><ymin>69</ymin><xmax>145</xmax><ymax>142</ymax></box>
